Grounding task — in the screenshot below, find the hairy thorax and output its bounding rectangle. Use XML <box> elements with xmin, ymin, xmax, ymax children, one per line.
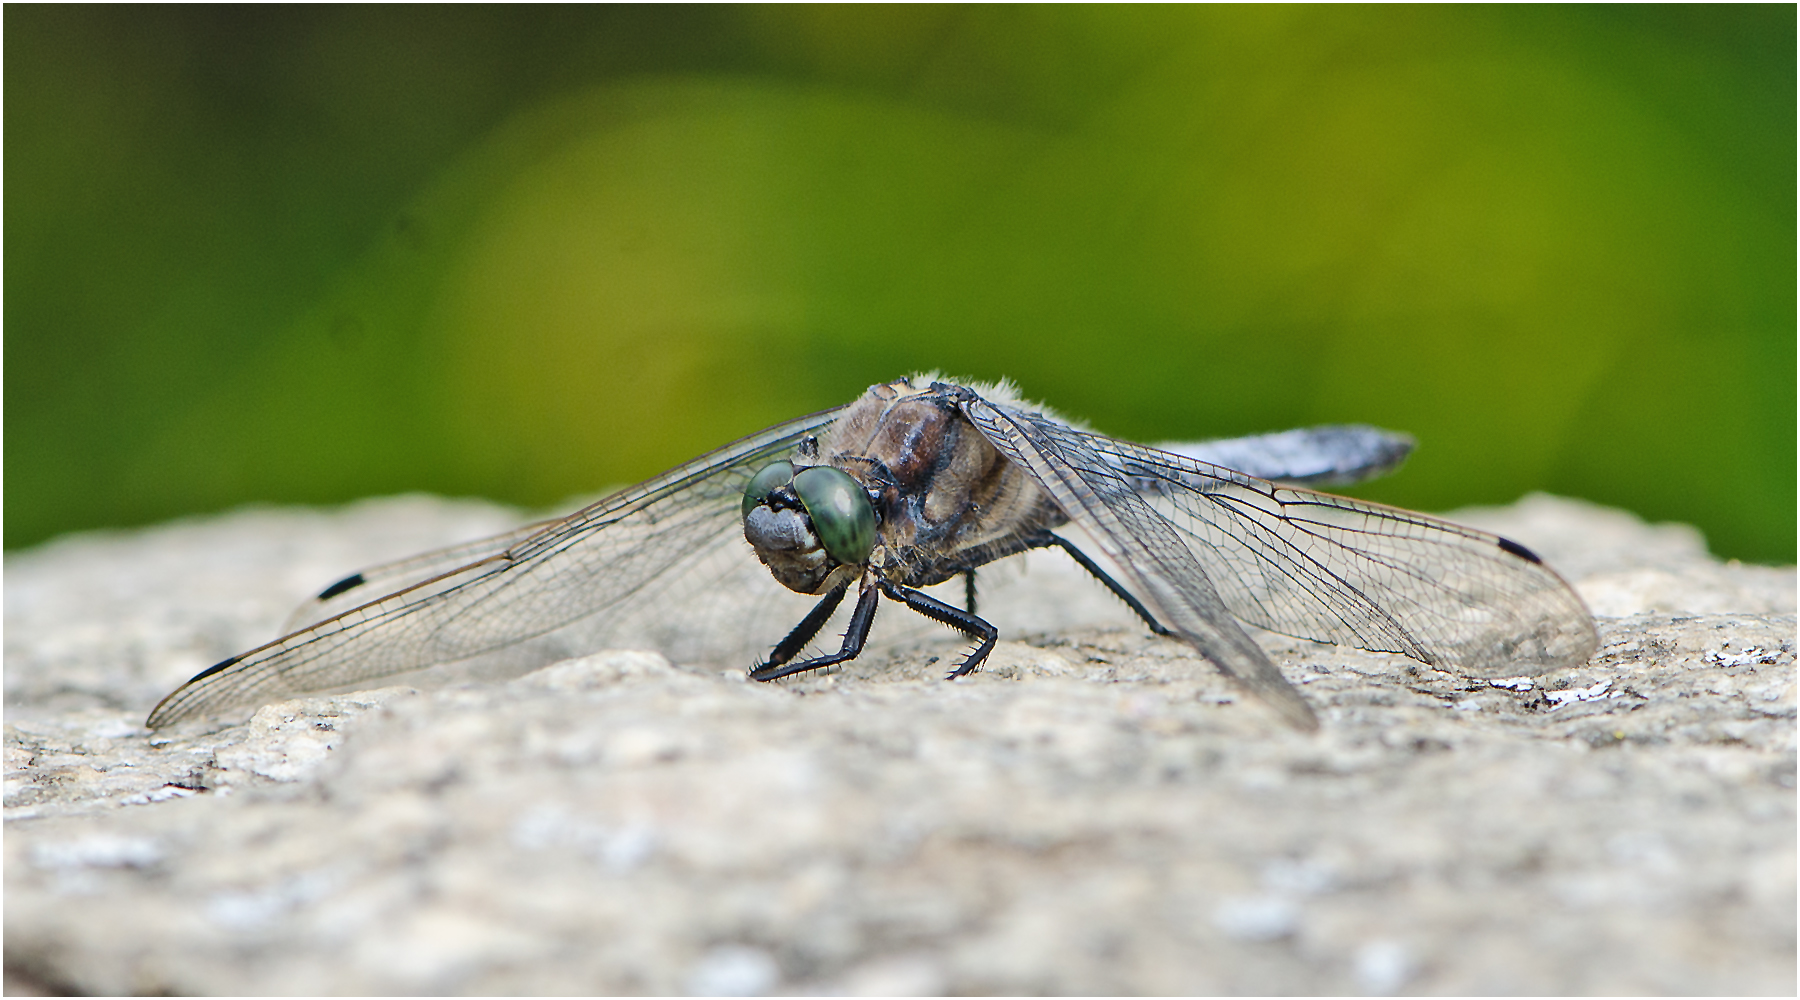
<box><xmin>821</xmin><ymin>379</ymin><xmax>1065</xmax><ymax>588</ymax></box>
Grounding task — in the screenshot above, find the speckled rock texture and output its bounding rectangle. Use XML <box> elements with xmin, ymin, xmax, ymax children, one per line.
<box><xmin>5</xmin><ymin>493</ymin><xmax>1794</xmax><ymax>995</ymax></box>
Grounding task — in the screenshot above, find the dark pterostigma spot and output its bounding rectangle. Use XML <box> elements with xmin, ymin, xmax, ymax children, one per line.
<box><xmin>188</xmin><ymin>655</ymin><xmax>241</xmax><ymax>684</ymax></box>
<box><xmin>1496</xmin><ymin>536</ymin><xmax>1542</xmax><ymax>564</ymax></box>
<box><xmin>317</xmin><ymin>573</ymin><xmax>367</xmax><ymax>600</ymax></box>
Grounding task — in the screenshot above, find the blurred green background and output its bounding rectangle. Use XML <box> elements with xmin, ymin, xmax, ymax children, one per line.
<box><xmin>7</xmin><ymin>6</ymin><xmax>1794</xmax><ymax>562</ymax></box>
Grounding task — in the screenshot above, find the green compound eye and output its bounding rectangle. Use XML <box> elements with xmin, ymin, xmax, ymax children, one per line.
<box><xmin>742</xmin><ymin>461</ymin><xmax>795</xmax><ymax>517</ymax></box>
<box><xmin>793</xmin><ymin>466</ymin><xmax>877</xmax><ymax>565</ymax></box>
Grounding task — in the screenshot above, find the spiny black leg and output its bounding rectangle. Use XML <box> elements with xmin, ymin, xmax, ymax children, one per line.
<box><xmin>761</xmin><ymin>582</ymin><xmax>849</xmax><ymax>670</ymax></box>
<box><xmin>1036</xmin><ymin>534</ymin><xmax>1173</xmax><ymax>636</ymax></box>
<box><xmin>963</xmin><ymin>569</ymin><xmax>978</xmax><ymax>614</ymax></box>
<box><xmin>751</xmin><ymin>583</ymin><xmax>881</xmax><ymax>681</ymax></box>
<box><xmin>878</xmin><ymin>579</ymin><xmax>999</xmax><ymax>678</ymax></box>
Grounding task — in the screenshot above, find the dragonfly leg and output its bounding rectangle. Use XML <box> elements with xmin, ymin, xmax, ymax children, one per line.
<box><xmin>761</xmin><ymin>581</ymin><xmax>849</xmax><ymax>669</ymax></box>
<box><xmin>879</xmin><ymin>579</ymin><xmax>999</xmax><ymax>678</ymax></box>
<box><xmin>1033</xmin><ymin>533</ymin><xmax>1174</xmax><ymax>637</ymax></box>
<box><xmin>750</xmin><ymin>582</ymin><xmax>879</xmax><ymax>681</ymax></box>
<box><xmin>963</xmin><ymin>569</ymin><xmax>978</xmax><ymax>614</ymax></box>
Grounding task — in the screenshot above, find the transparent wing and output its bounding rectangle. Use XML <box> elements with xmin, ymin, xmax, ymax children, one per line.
<box><xmin>960</xmin><ymin>394</ymin><xmax>1598</xmax><ymax>729</ymax></box>
<box><xmin>279</xmin><ymin>518</ymin><xmax>566</xmax><ymax>634</ymax></box>
<box><xmin>147</xmin><ymin>407</ymin><xmax>846</xmax><ymax>727</ymax></box>
<box><xmin>958</xmin><ymin>394</ymin><xmax>1320</xmax><ymax>730</ymax></box>
<box><xmin>1117</xmin><ymin>450</ymin><xmax>1598</xmax><ymax>676</ymax></box>
<box><xmin>1155</xmin><ymin>425</ymin><xmax>1414</xmax><ymax>486</ymax></box>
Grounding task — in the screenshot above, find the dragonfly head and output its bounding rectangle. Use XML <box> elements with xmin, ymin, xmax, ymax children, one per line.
<box><xmin>743</xmin><ymin>461</ymin><xmax>877</xmax><ymax>594</ymax></box>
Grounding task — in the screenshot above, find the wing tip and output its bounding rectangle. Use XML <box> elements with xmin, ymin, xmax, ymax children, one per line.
<box><xmin>316</xmin><ymin>572</ymin><xmax>367</xmax><ymax>601</ymax></box>
<box><xmin>187</xmin><ymin>654</ymin><xmax>242</xmax><ymax>685</ymax></box>
<box><xmin>144</xmin><ymin>655</ymin><xmax>243</xmax><ymax>728</ymax></box>
<box><xmin>1269</xmin><ymin>691</ymin><xmax>1322</xmax><ymax>732</ymax></box>
<box><xmin>144</xmin><ymin>693</ymin><xmax>187</xmax><ymax>730</ymax></box>
<box><xmin>1496</xmin><ymin>536</ymin><xmax>1543</xmax><ymax>564</ymax></box>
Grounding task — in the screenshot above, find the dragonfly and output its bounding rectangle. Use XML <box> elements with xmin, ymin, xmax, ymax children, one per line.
<box><xmin>147</xmin><ymin>375</ymin><xmax>1598</xmax><ymax>731</ymax></box>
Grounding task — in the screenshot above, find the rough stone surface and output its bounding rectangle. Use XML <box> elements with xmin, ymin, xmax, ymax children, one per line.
<box><xmin>5</xmin><ymin>493</ymin><xmax>1794</xmax><ymax>995</ymax></box>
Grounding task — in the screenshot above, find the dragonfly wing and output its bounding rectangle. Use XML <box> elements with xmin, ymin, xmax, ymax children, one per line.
<box><xmin>280</xmin><ymin>518</ymin><xmax>567</xmax><ymax>634</ymax></box>
<box><xmin>1156</xmin><ymin>425</ymin><xmax>1414</xmax><ymax>486</ymax></box>
<box><xmin>957</xmin><ymin>392</ymin><xmax>1320</xmax><ymax>730</ymax></box>
<box><xmin>147</xmin><ymin>406</ymin><xmax>847</xmax><ymax>728</ymax></box>
<box><xmin>1110</xmin><ymin>447</ymin><xmax>1599</xmax><ymax>676</ymax></box>
<box><xmin>1046</xmin><ymin>415</ymin><xmax>1598</xmax><ymax>678</ymax></box>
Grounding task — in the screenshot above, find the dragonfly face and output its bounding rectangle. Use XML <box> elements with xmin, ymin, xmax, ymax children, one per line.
<box><xmin>147</xmin><ymin>373</ymin><xmax>1599</xmax><ymax>733</ymax></box>
<box><xmin>741</xmin><ymin>462</ymin><xmax>868</xmax><ymax>595</ymax></box>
